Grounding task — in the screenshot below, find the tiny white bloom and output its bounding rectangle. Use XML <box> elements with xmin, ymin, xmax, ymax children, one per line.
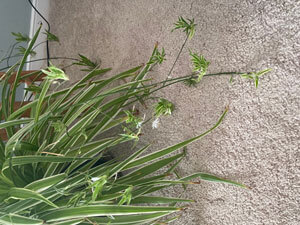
<box><xmin>152</xmin><ymin>117</ymin><xmax>160</xmax><ymax>129</ymax></box>
<box><xmin>136</xmin><ymin>114</ymin><xmax>146</xmax><ymax>129</ymax></box>
<box><xmin>91</xmin><ymin>177</ymin><xmax>100</xmax><ymax>182</ymax></box>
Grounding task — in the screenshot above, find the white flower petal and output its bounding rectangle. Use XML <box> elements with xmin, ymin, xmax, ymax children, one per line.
<box><xmin>152</xmin><ymin>118</ymin><xmax>160</xmax><ymax>129</ymax></box>
<box><xmin>91</xmin><ymin>177</ymin><xmax>100</xmax><ymax>182</ymax></box>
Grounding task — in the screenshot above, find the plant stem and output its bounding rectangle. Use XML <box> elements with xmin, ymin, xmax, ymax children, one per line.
<box><xmin>123</xmin><ymin>71</ymin><xmax>247</xmax><ymax>108</ymax></box>
<box><xmin>0</xmin><ymin>57</ymin><xmax>79</xmax><ymax>71</ymax></box>
<box><xmin>0</xmin><ymin>54</ymin><xmax>23</xmax><ymax>64</ymax></box>
<box><xmin>163</xmin><ymin>35</ymin><xmax>189</xmax><ymax>86</ymax></box>
<box><xmin>6</xmin><ymin>42</ymin><xmax>19</xmax><ymax>67</ymax></box>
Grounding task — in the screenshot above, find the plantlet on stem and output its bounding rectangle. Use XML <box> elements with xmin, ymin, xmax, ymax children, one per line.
<box><xmin>172</xmin><ymin>16</ymin><xmax>197</xmax><ymax>39</ymax></box>
<box><xmin>241</xmin><ymin>68</ymin><xmax>271</xmax><ymax>88</ymax></box>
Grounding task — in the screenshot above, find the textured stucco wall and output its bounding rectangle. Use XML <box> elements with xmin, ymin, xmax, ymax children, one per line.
<box><xmin>49</xmin><ymin>1</ymin><xmax>299</xmax><ymax>224</ymax></box>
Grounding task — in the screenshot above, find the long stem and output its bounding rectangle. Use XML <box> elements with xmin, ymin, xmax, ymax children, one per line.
<box><xmin>6</xmin><ymin>42</ymin><xmax>19</xmax><ymax>67</ymax></box>
<box><xmin>136</xmin><ymin>71</ymin><xmax>244</xmax><ymax>91</ymax></box>
<box><xmin>123</xmin><ymin>71</ymin><xmax>247</xmax><ymax>108</ymax></box>
<box><xmin>0</xmin><ymin>57</ymin><xmax>79</xmax><ymax>71</ymax></box>
<box><xmin>0</xmin><ymin>54</ymin><xmax>23</xmax><ymax>64</ymax></box>
<box><xmin>163</xmin><ymin>35</ymin><xmax>189</xmax><ymax>85</ymax></box>
<box><xmin>27</xmin><ymin>0</ymin><xmax>51</xmax><ymax>66</ymax></box>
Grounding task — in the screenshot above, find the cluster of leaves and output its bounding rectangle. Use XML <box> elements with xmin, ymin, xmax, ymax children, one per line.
<box><xmin>184</xmin><ymin>51</ymin><xmax>210</xmax><ymax>86</ymax></box>
<box><xmin>11</xmin><ymin>32</ymin><xmax>31</xmax><ymax>43</ymax></box>
<box><xmin>41</xmin><ymin>62</ymin><xmax>69</xmax><ymax>81</ymax></box>
<box><xmin>172</xmin><ymin>17</ymin><xmax>196</xmax><ymax>39</ymax></box>
<box><xmin>0</xmin><ymin>30</ymin><xmax>60</xmax><ymax>70</ymax></box>
<box><xmin>241</xmin><ymin>69</ymin><xmax>271</xmax><ymax>88</ymax></box>
<box><xmin>0</xmin><ymin>26</ymin><xmax>247</xmax><ymax>225</ymax></box>
<box><xmin>148</xmin><ymin>46</ymin><xmax>166</xmax><ymax>65</ymax></box>
<box><xmin>171</xmin><ymin>17</ymin><xmax>270</xmax><ymax>88</ymax></box>
<box><xmin>154</xmin><ymin>98</ymin><xmax>175</xmax><ymax>118</ymax></box>
<box><xmin>43</xmin><ymin>30</ymin><xmax>60</xmax><ymax>42</ymax></box>
<box><xmin>74</xmin><ymin>54</ymin><xmax>99</xmax><ymax>72</ymax></box>
<box><xmin>16</xmin><ymin>46</ymin><xmax>36</xmax><ymax>57</ymax></box>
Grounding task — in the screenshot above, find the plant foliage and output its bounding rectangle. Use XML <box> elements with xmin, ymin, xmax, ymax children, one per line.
<box><xmin>0</xmin><ymin>17</ymin><xmax>268</xmax><ymax>224</ymax></box>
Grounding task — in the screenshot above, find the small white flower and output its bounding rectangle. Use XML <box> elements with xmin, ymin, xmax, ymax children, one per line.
<box><xmin>136</xmin><ymin>114</ymin><xmax>146</xmax><ymax>129</ymax></box>
<box><xmin>91</xmin><ymin>177</ymin><xmax>100</xmax><ymax>182</ymax></box>
<box><xmin>136</xmin><ymin>121</ymin><xmax>143</xmax><ymax>129</ymax></box>
<box><xmin>152</xmin><ymin>117</ymin><xmax>160</xmax><ymax>129</ymax></box>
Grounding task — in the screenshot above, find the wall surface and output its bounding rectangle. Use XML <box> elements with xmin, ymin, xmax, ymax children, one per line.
<box><xmin>49</xmin><ymin>1</ymin><xmax>299</xmax><ymax>224</ymax></box>
<box><xmin>0</xmin><ymin>0</ymin><xmax>32</xmax><ymax>100</ymax></box>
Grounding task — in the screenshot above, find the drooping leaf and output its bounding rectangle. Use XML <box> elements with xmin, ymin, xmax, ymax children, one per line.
<box><xmin>11</xmin><ymin>32</ymin><xmax>30</xmax><ymax>43</ymax></box>
<box><xmin>0</xmin><ymin>213</ymin><xmax>43</xmax><ymax>225</ymax></box>
<box><xmin>74</xmin><ymin>54</ymin><xmax>98</xmax><ymax>71</ymax></box>
<box><xmin>44</xmin><ymin>30</ymin><xmax>59</xmax><ymax>42</ymax></box>
<box><xmin>25</xmin><ymin>173</ymin><xmax>67</xmax><ymax>192</ymax></box>
<box><xmin>39</xmin><ymin>205</ymin><xmax>181</xmax><ymax>222</ymax></box>
<box><xmin>180</xmin><ymin>173</ymin><xmax>248</xmax><ymax>188</ymax></box>
<box><xmin>8</xmin><ymin>187</ymin><xmax>58</xmax><ymax>208</ymax></box>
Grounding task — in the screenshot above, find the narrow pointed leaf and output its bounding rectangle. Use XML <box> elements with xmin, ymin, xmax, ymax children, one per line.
<box><xmin>25</xmin><ymin>173</ymin><xmax>67</xmax><ymax>192</ymax></box>
<box><xmin>40</xmin><ymin>205</ymin><xmax>180</xmax><ymax>222</ymax></box>
<box><xmin>180</xmin><ymin>173</ymin><xmax>247</xmax><ymax>188</ymax></box>
<box><xmin>0</xmin><ymin>213</ymin><xmax>43</xmax><ymax>225</ymax></box>
<box><xmin>8</xmin><ymin>187</ymin><xmax>58</xmax><ymax>208</ymax></box>
<box><xmin>131</xmin><ymin>196</ymin><xmax>193</xmax><ymax>204</ymax></box>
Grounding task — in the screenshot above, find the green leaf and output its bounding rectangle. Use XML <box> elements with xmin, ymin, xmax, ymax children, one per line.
<box><xmin>180</xmin><ymin>173</ymin><xmax>248</xmax><ymax>188</ymax></box>
<box><xmin>17</xmin><ymin>46</ymin><xmax>36</xmax><ymax>56</ymax></box>
<box><xmin>11</xmin><ymin>32</ymin><xmax>30</xmax><ymax>42</ymax></box>
<box><xmin>0</xmin><ymin>118</ymin><xmax>33</xmax><ymax>129</ymax></box>
<box><xmin>255</xmin><ymin>75</ymin><xmax>259</xmax><ymax>88</ymax></box>
<box><xmin>10</xmin><ymin>25</ymin><xmax>41</xmax><ymax>116</ymax></box>
<box><xmin>109</xmin><ymin>145</ymin><xmax>150</xmax><ymax>178</ymax></box>
<box><xmin>8</xmin><ymin>187</ymin><xmax>58</xmax><ymax>208</ymax></box>
<box><xmin>255</xmin><ymin>68</ymin><xmax>271</xmax><ymax>77</ymax></box>
<box><xmin>131</xmin><ymin>196</ymin><xmax>193</xmax><ymax>204</ymax></box>
<box><xmin>42</xmin><ymin>63</ymin><xmax>69</xmax><ymax>81</ymax></box>
<box><xmin>189</xmin><ymin>51</ymin><xmax>210</xmax><ymax>81</ymax></box>
<box><xmin>148</xmin><ymin>47</ymin><xmax>166</xmax><ymax>65</ymax></box>
<box><xmin>25</xmin><ymin>173</ymin><xmax>67</xmax><ymax>192</ymax></box>
<box><xmin>24</xmin><ymin>84</ymin><xmax>42</xmax><ymax>93</ymax></box>
<box><xmin>154</xmin><ymin>98</ymin><xmax>174</xmax><ymax>117</ymax></box>
<box><xmin>118</xmin><ymin>186</ymin><xmax>133</xmax><ymax>205</ymax></box>
<box><xmin>240</xmin><ymin>69</ymin><xmax>271</xmax><ymax>88</ymax></box>
<box><xmin>90</xmin><ymin>175</ymin><xmax>108</xmax><ymax>201</ymax></box>
<box><xmin>40</xmin><ymin>205</ymin><xmax>181</xmax><ymax>222</ymax></box>
<box><xmin>2</xmin><ymin>156</ymin><xmax>90</xmax><ymax>172</ymax></box>
<box><xmin>67</xmin><ymin>213</ymin><xmax>168</xmax><ymax>225</ymax></box>
<box><xmin>66</xmin><ymin>138</ymin><xmax>114</xmax><ymax>157</ymax></box>
<box><xmin>1</xmin><ymin>64</ymin><xmax>19</xmax><ymax>138</ymax></box>
<box><xmin>184</xmin><ymin>77</ymin><xmax>198</xmax><ymax>87</ymax></box>
<box><xmin>34</xmin><ymin>79</ymin><xmax>51</xmax><ymax>123</ymax></box>
<box><xmin>5</xmin><ymin>141</ymin><xmax>38</xmax><ymax>154</ymax></box>
<box><xmin>74</xmin><ymin>54</ymin><xmax>98</xmax><ymax>71</ymax></box>
<box><xmin>172</xmin><ymin>17</ymin><xmax>197</xmax><ymax>39</ymax></box>
<box><xmin>44</xmin><ymin>30</ymin><xmax>59</xmax><ymax>42</ymax></box>
<box><xmin>0</xmin><ymin>213</ymin><xmax>43</xmax><ymax>225</ymax></box>
<box><xmin>50</xmin><ymin>219</ymin><xmax>83</xmax><ymax>225</ymax></box>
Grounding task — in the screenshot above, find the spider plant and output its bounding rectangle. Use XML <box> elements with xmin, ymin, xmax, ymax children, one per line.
<box><xmin>0</xmin><ymin>17</ymin><xmax>267</xmax><ymax>224</ymax></box>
